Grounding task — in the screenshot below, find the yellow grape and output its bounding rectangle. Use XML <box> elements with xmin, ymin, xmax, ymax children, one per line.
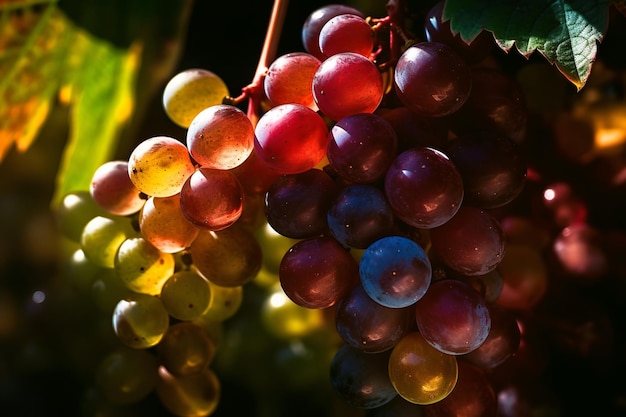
<box><xmin>112</xmin><ymin>293</ymin><xmax>170</xmax><ymax>349</ymax></box>
<box><xmin>81</xmin><ymin>215</ymin><xmax>136</xmax><ymax>268</ymax></box>
<box><xmin>388</xmin><ymin>331</ymin><xmax>458</xmax><ymax>405</ymax></box>
<box><xmin>56</xmin><ymin>190</ymin><xmax>108</xmax><ymax>243</ymax></box>
<box><xmin>128</xmin><ymin>136</ymin><xmax>196</xmax><ymax>198</ymax></box>
<box><xmin>157</xmin><ymin>322</ymin><xmax>217</xmax><ymax>376</ymax></box>
<box><xmin>261</xmin><ymin>284</ymin><xmax>325</xmax><ymax>339</ymax></box>
<box><xmin>114</xmin><ymin>237</ymin><xmax>175</xmax><ymax>295</ymax></box>
<box><xmin>200</xmin><ymin>280</ymin><xmax>243</xmax><ymax>322</ymax></box>
<box><xmin>139</xmin><ymin>194</ymin><xmax>199</xmax><ymax>253</ymax></box>
<box><xmin>163</xmin><ymin>68</ymin><xmax>230</xmax><ymax>128</ymax></box>
<box><xmin>160</xmin><ymin>269</ymin><xmax>211</xmax><ymax>321</ymax></box>
<box><xmin>95</xmin><ymin>347</ymin><xmax>159</xmax><ymax>404</ymax></box>
<box><xmin>156</xmin><ymin>365</ymin><xmax>221</xmax><ymax>417</ymax></box>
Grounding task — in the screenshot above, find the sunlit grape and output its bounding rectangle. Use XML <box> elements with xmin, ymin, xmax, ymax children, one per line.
<box><xmin>160</xmin><ymin>269</ymin><xmax>211</xmax><ymax>321</ymax></box>
<box><xmin>261</xmin><ymin>284</ymin><xmax>325</xmax><ymax>339</ymax></box>
<box><xmin>81</xmin><ymin>215</ymin><xmax>136</xmax><ymax>268</ymax></box>
<box><xmin>56</xmin><ymin>191</ymin><xmax>109</xmax><ymax>243</ymax></box>
<box><xmin>301</xmin><ymin>4</ymin><xmax>365</xmax><ymax>59</ymax></box>
<box><xmin>114</xmin><ymin>237</ymin><xmax>175</xmax><ymax>295</ymax></box>
<box><xmin>163</xmin><ymin>68</ymin><xmax>230</xmax><ymax>128</ymax></box>
<box><xmin>139</xmin><ymin>194</ymin><xmax>199</xmax><ymax>253</ymax></box>
<box><xmin>157</xmin><ymin>322</ymin><xmax>216</xmax><ymax>376</ymax></box>
<box><xmin>319</xmin><ymin>14</ymin><xmax>374</xmax><ymax>57</ymax></box>
<box><xmin>264</xmin><ymin>52</ymin><xmax>321</xmax><ymax>109</ymax></box>
<box><xmin>112</xmin><ymin>293</ymin><xmax>170</xmax><ymax>349</ymax></box>
<box><xmin>90</xmin><ymin>160</ymin><xmax>145</xmax><ymax>216</ymax></box>
<box><xmin>199</xmin><ymin>280</ymin><xmax>243</xmax><ymax>322</ymax></box>
<box><xmin>388</xmin><ymin>332</ymin><xmax>458</xmax><ymax>405</ymax></box>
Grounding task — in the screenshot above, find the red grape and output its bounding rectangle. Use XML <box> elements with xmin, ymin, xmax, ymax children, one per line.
<box><xmin>301</xmin><ymin>4</ymin><xmax>365</xmax><ymax>59</ymax></box>
<box><xmin>90</xmin><ymin>160</ymin><xmax>145</xmax><ymax>216</ymax></box>
<box><xmin>319</xmin><ymin>14</ymin><xmax>374</xmax><ymax>58</ymax></box>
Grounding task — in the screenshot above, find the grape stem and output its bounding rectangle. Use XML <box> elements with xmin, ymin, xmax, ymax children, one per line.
<box><xmin>371</xmin><ymin>0</ymin><xmax>412</xmax><ymax>70</ymax></box>
<box><xmin>228</xmin><ymin>0</ymin><xmax>289</xmax><ymax>126</ymax></box>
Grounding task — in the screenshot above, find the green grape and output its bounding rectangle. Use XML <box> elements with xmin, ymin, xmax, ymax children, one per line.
<box><xmin>157</xmin><ymin>322</ymin><xmax>217</xmax><ymax>376</ymax></box>
<box><xmin>63</xmin><ymin>248</ymin><xmax>104</xmax><ymax>293</ymax></box>
<box><xmin>127</xmin><ymin>136</ymin><xmax>196</xmax><ymax>198</ymax></box>
<box><xmin>81</xmin><ymin>215</ymin><xmax>136</xmax><ymax>268</ymax></box>
<box><xmin>56</xmin><ymin>190</ymin><xmax>108</xmax><ymax>243</ymax></box>
<box><xmin>163</xmin><ymin>68</ymin><xmax>230</xmax><ymax>128</ymax></box>
<box><xmin>200</xmin><ymin>279</ymin><xmax>243</xmax><ymax>322</ymax></box>
<box><xmin>91</xmin><ymin>268</ymin><xmax>134</xmax><ymax>315</ymax></box>
<box><xmin>160</xmin><ymin>269</ymin><xmax>211</xmax><ymax>321</ymax></box>
<box><xmin>112</xmin><ymin>293</ymin><xmax>170</xmax><ymax>349</ymax></box>
<box><xmin>261</xmin><ymin>284</ymin><xmax>325</xmax><ymax>339</ymax></box>
<box><xmin>114</xmin><ymin>237</ymin><xmax>175</xmax><ymax>295</ymax></box>
<box><xmin>156</xmin><ymin>365</ymin><xmax>221</xmax><ymax>417</ymax></box>
<box><xmin>95</xmin><ymin>347</ymin><xmax>159</xmax><ymax>404</ymax></box>
<box><xmin>192</xmin><ymin>315</ymin><xmax>224</xmax><ymax>347</ymax></box>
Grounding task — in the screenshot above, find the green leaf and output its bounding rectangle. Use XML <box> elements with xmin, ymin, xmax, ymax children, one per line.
<box><xmin>443</xmin><ymin>0</ymin><xmax>613</xmax><ymax>90</ymax></box>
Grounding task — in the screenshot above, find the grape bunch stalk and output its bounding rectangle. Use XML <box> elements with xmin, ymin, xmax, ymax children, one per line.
<box><xmin>56</xmin><ymin>0</ymin><xmax>542</xmax><ymax>415</ymax></box>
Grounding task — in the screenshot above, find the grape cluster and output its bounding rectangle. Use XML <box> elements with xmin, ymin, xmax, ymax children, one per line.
<box><xmin>54</xmin><ymin>1</ymin><xmax>557</xmax><ymax>416</ymax></box>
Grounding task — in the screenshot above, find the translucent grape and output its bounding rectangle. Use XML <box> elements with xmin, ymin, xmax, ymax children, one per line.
<box><xmin>95</xmin><ymin>347</ymin><xmax>159</xmax><ymax>404</ymax></box>
<box><xmin>384</xmin><ymin>147</ymin><xmax>463</xmax><ymax>229</ymax></box>
<box><xmin>327</xmin><ymin>112</ymin><xmax>398</xmax><ymax>184</ymax></box>
<box><xmin>128</xmin><ymin>136</ymin><xmax>196</xmax><ymax>198</ymax></box>
<box><xmin>359</xmin><ymin>236</ymin><xmax>432</xmax><ymax>308</ymax></box>
<box><xmin>414</xmin><ymin>279</ymin><xmax>491</xmax><ymax>355</ymax></box>
<box><xmin>254</xmin><ymin>103</ymin><xmax>329</xmax><ymax>174</ymax></box>
<box><xmin>335</xmin><ymin>283</ymin><xmax>413</xmax><ymax>353</ymax></box>
<box><xmin>301</xmin><ymin>4</ymin><xmax>365</xmax><ymax>59</ymax></box>
<box><xmin>90</xmin><ymin>160</ymin><xmax>145</xmax><ymax>216</ymax></box>
<box><xmin>159</xmin><ymin>269</ymin><xmax>211</xmax><ymax>321</ymax></box>
<box><xmin>262</xmin><ymin>284</ymin><xmax>325</xmax><ymax>339</ymax></box>
<box><xmin>199</xmin><ymin>280</ymin><xmax>243</xmax><ymax>322</ymax></box>
<box><xmin>156</xmin><ymin>366</ymin><xmax>221</xmax><ymax>417</ymax></box>
<box><xmin>313</xmin><ymin>52</ymin><xmax>383</xmax><ymax>121</ymax></box>
<box><xmin>388</xmin><ymin>331</ymin><xmax>458</xmax><ymax>405</ymax></box>
<box><xmin>429</xmin><ymin>206</ymin><xmax>506</xmax><ymax>276</ymax></box>
<box><xmin>394</xmin><ymin>42</ymin><xmax>471</xmax><ymax>117</ymax></box>
<box><xmin>319</xmin><ymin>14</ymin><xmax>374</xmax><ymax>57</ymax></box>
<box><xmin>327</xmin><ymin>184</ymin><xmax>396</xmax><ymax>249</ymax></box>
<box><xmin>112</xmin><ymin>293</ymin><xmax>170</xmax><ymax>349</ymax></box>
<box><xmin>157</xmin><ymin>322</ymin><xmax>216</xmax><ymax>376</ymax></box>
<box><xmin>179</xmin><ymin>168</ymin><xmax>243</xmax><ymax>231</ymax></box>
<box><xmin>81</xmin><ymin>215</ymin><xmax>136</xmax><ymax>268</ymax></box>
<box><xmin>162</xmin><ymin>68</ymin><xmax>229</xmax><ymax>128</ymax></box>
<box><xmin>264</xmin><ymin>52</ymin><xmax>321</xmax><ymax>109</ymax></box>
<box><xmin>138</xmin><ymin>194</ymin><xmax>199</xmax><ymax>253</ymax></box>
<box><xmin>190</xmin><ymin>224</ymin><xmax>262</xmax><ymax>287</ymax></box>
<box><xmin>114</xmin><ymin>237</ymin><xmax>175</xmax><ymax>295</ymax></box>
<box><xmin>186</xmin><ymin>104</ymin><xmax>254</xmax><ymax>170</ymax></box>
<box><xmin>56</xmin><ymin>190</ymin><xmax>108</xmax><ymax>243</ymax></box>
<box><xmin>264</xmin><ymin>168</ymin><xmax>338</xmax><ymax>239</ymax></box>
<box><xmin>279</xmin><ymin>236</ymin><xmax>359</xmax><ymax>309</ymax></box>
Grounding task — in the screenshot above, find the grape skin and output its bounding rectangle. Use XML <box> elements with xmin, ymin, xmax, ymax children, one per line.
<box><xmin>264</xmin><ymin>52</ymin><xmax>321</xmax><ymax>110</ymax></box>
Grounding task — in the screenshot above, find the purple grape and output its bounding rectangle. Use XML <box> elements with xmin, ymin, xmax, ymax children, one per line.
<box><xmin>359</xmin><ymin>235</ymin><xmax>432</xmax><ymax>308</ymax></box>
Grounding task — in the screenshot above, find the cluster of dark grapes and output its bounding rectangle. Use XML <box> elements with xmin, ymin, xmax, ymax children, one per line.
<box><xmin>52</xmin><ymin>1</ymin><xmax>626</xmax><ymax>416</ymax></box>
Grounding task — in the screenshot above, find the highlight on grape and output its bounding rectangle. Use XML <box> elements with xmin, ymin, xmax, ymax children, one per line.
<box><xmin>47</xmin><ymin>0</ymin><xmax>626</xmax><ymax>416</ymax></box>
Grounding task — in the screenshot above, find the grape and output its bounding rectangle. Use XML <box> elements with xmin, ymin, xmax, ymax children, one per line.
<box><xmin>388</xmin><ymin>331</ymin><xmax>458</xmax><ymax>405</ymax></box>
<box><xmin>422</xmin><ymin>360</ymin><xmax>497</xmax><ymax>417</ymax></box>
<box><xmin>463</xmin><ymin>268</ymin><xmax>504</xmax><ymax>303</ymax></box>
<box><xmin>463</xmin><ymin>304</ymin><xmax>521</xmax><ymax>369</ymax></box>
<box><xmin>138</xmin><ymin>194</ymin><xmax>199</xmax><ymax>254</ymax></box>
<box><xmin>128</xmin><ymin>136</ymin><xmax>196</xmax><ymax>198</ymax></box>
<box><xmin>91</xmin><ymin>268</ymin><xmax>134</xmax><ymax>315</ymax></box>
<box><xmin>445</xmin><ymin>130</ymin><xmax>527</xmax><ymax>209</ymax></box>
<box><xmin>157</xmin><ymin>322</ymin><xmax>216</xmax><ymax>376</ymax></box>
<box><xmin>231</xmin><ymin>149</ymin><xmax>282</xmax><ymax>196</ymax></box>
<box><xmin>255</xmin><ymin>221</ymin><xmax>300</xmax><ymax>275</ymax></box>
<box><xmin>327</xmin><ymin>184</ymin><xmax>396</xmax><ymax>249</ymax></box>
<box><xmin>254</xmin><ymin>103</ymin><xmax>329</xmax><ymax>174</ymax></box>
<box><xmin>112</xmin><ymin>293</ymin><xmax>170</xmax><ymax>349</ymax></box>
<box><xmin>190</xmin><ymin>224</ymin><xmax>262</xmax><ymax>287</ymax></box>
<box><xmin>359</xmin><ymin>235</ymin><xmax>431</xmax><ymax>308</ymax></box>
<box><xmin>265</xmin><ymin>168</ymin><xmax>338</xmax><ymax>239</ymax></box>
<box><xmin>63</xmin><ymin>248</ymin><xmax>103</xmax><ymax>293</ymax></box>
<box><xmin>186</xmin><ymin>104</ymin><xmax>254</xmax><ymax>170</ymax></box>
<box><xmin>156</xmin><ymin>365</ymin><xmax>221</xmax><ymax>417</ymax></box>
<box><xmin>384</xmin><ymin>147</ymin><xmax>464</xmax><ymax>229</ymax></box>
<box><xmin>414</xmin><ymin>279</ymin><xmax>491</xmax><ymax>355</ymax></box>
<box><xmin>114</xmin><ymin>237</ymin><xmax>175</xmax><ymax>295</ymax></box>
<box><xmin>552</xmin><ymin>223</ymin><xmax>608</xmax><ymax>281</ymax></box>
<box><xmin>262</xmin><ymin>284</ymin><xmax>325</xmax><ymax>339</ymax></box>
<box><xmin>423</xmin><ymin>1</ymin><xmax>494</xmax><ymax>64</ymax></box>
<box><xmin>326</xmin><ymin>112</ymin><xmax>398</xmax><ymax>184</ymax></box>
<box><xmin>179</xmin><ymin>168</ymin><xmax>243</xmax><ymax>231</ymax></box>
<box><xmin>330</xmin><ymin>344</ymin><xmax>397</xmax><ymax>409</ymax></box>
<box><xmin>264</xmin><ymin>52</ymin><xmax>321</xmax><ymax>110</ymax></box>
<box><xmin>319</xmin><ymin>14</ymin><xmax>374</xmax><ymax>58</ymax></box>
<box><xmin>429</xmin><ymin>206</ymin><xmax>506</xmax><ymax>276</ymax></box>
<box><xmin>279</xmin><ymin>236</ymin><xmax>359</xmax><ymax>309</ymax></box>
<box><xmin>379</xmin><ymin>106</ymin><xmax>449</xmax><ymax>153</ymax></box>
<box><xmin>394</xmin><ymin>42</ymin><xmax>471</xmax><ymax>118</ymax></box>
<box><xmin>56</xmin><ymin>190</ymin><xmax>108</xmax><ymax>243</ymax></box>
<box><xmin>90</xmin><ymin>160</ymin><xmax>145</xmax><ymax>216</ymax></box>
<box><xmin>301</xmin><ymin>4</ymin><xmax>365</xmax><ymax>59</ymax></box>
<box><xmin>159</xmin><ymin>269</ymin><xmax>211</xmax><ymax>321</ymax></box>
<box><xmin>496</xmin><ymin>243</ymin><xmax>548</xmax><ymax>311</ymax></box>
<box><xmin>199</xmin><ymin>279</ymin><xmax>243</xmax><ymax>322</ymax></box>
<box><xmin>81</xmin><ymin>215</ymin><xmax>136</xmax><ymax>269</ymax></box>
<box><xmin>335</xmin><ymin>283</ymin><xmax>413</xmax><ymax>353</ymax></box>
<box><xmin>313</xmin><ymin>52</ymin><xmax>384</xmax><ymax>121</ymax></box>
<box><xmin>162</xmin><ymin>68</ymin><xmax>230</xmax><ymax>128</ymax></box>
<box><xmin>95</xmin><ymin>347</ymin><xmax>159</xmax><ymax>404</ymax></box>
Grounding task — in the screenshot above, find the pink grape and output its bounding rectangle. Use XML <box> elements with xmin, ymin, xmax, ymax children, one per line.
<box><xmin>301</xmin><ymin>4</ymin><xmax>365</xmax><ymax>59</ymax></box>
<box><xmin>319</xmin><ymin>14</ymin><xmax>374</xmax><ymax>58</ymax></box>
<box><xmin>90</xmin><ymin>160</ymin><xmax>145</xmax><ymax>216</ymax></box>
<box><xmin>254</xmin><ymin>103</ymin><xmax>329</xmax><ymax>174</ymax></box>
<box><xmin>264</xmin><ymin>52</ymin><xmax>321</xmax><ymax>110</ymax></box>
<box><xmin>312</xmin><ymin>52</ymin><xmax>384</xmax><ymax>121</ymax></box>
<box><xmin>139</xmin><ymin>194</ymin><xmax>199</xmax><ymax>253</ymax></box>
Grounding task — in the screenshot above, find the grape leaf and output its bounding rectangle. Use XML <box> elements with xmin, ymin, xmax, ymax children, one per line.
<box><xmin>443</xmin><ymin>0</ymin><xmax>614</xmax><ymax>90</ymax></box>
